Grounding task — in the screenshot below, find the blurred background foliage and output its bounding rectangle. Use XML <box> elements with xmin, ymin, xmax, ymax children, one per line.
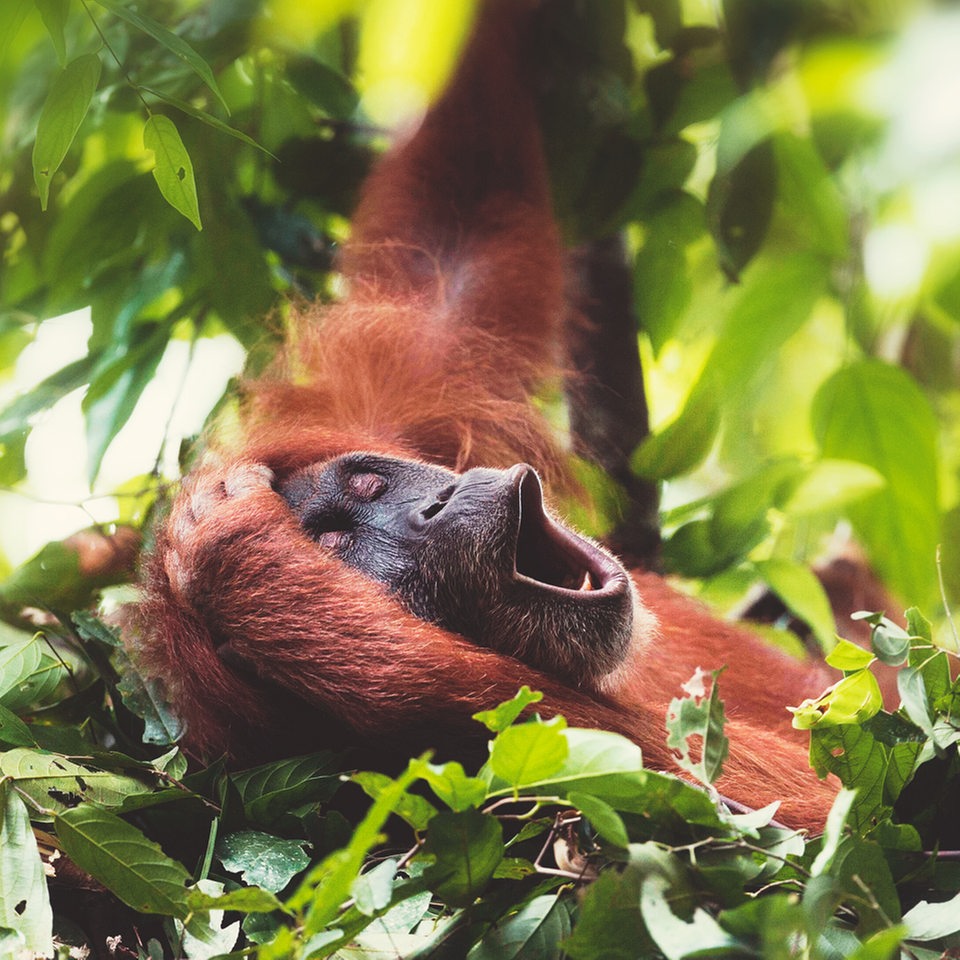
<box><xmin>2</xmin><ymin>0</ymin><xmax>960</xmax><ymax>644</ymax></box>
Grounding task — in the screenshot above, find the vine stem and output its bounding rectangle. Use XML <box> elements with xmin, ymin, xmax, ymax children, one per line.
<box><xmin>79</xmin><ymin>0</ymin><xmax>153</xmax><ymax>114</ymax></box>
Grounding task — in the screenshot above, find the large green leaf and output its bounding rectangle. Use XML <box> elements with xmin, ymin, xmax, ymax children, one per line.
<box><xmin>421</xmin><ymin>810</ymin><xmax>503</xmax><ymax>908</ymax></box>
<box><xmin>1</xmin><ymin>748</ymin><xmax>156</xmax><ymax>817</ymax></box>
<box><xmin>468</xmin><ymin>893</ymin><xmax>573</xmax><ymax>960</ymax></box>
<box><xmin>0</xmin><ymin>782</ymin><xmax>53</xmax><ymax>957</ymax></box>
<box><xmin>231</xmin><ymin>753</ymin><xmax>342</xmax><ymax>826</ymax></box>
<box><xmin>488</xmin><ymin>718</ymin><xmax>569</xmax><ymax>789</ymax></box>
<box><xmin>812</xmin><ymin>360</ymin><xmax>939</xmax><ymax>604</ymax></box>
<box><xmin>56</xmin><ymin>804</ymin><xmax>193</xmax><ymax>918</ymax></box>
<box><xmin>32</xmin><ymin>53</ymin><xmax>101</xmax><ymax>208</ymax></box>
<box><xmin>753</xmin><ymin>557</ymin><xmax>837</xmax><ymax>653</ymax></box>
<box><xmin>710</xmin><ymin>252</ymin><xmax>828</xmax><ymax>391</ymax></box>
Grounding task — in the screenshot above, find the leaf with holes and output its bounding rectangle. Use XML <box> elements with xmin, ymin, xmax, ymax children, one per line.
<box><xmin>665</xmin><ymin>668</ymin><xmax>729</xmax><ymax>787</ymax></box>
<box><xmin>0</xmin><ymin>749</ymin><xmax>155</xmax><ymax>818</ymax></box>
<box><xmin>143</xmin><ymin>115</ymin><xmax>201</xmax><ymax>229</ymax></box>
<box><xmin>0</xmin><ymin>782</ymin><xmax>53</xmax><ymax>957</ymax></box>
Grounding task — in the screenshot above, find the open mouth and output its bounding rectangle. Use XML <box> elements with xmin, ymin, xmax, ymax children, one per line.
<box><xmin>512</xmin><ymin>466</ymin><xmax>624</xmax><ymax>595</ymax></box>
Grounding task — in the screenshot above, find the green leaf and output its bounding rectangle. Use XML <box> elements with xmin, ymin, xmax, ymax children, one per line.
<box><xmin>143</xmin><ymin>115</ymin><xmax>201</xmax><ymax>230</ymax></box>
<box><xmin>0</xmin><ymin>636</ymin><xmax>42</xmax><ymax>705</ymax></box>
<box><xmin>632</xmin><ymin>384</ymin><xmax>720</xmax><ymax>481</ymax></box>
<box><xmin>473</xmin><ymin>686</ymin><xmax>543</xmax><ymax>732</ymax></box>
<box><xmin>0</xmin><ymin>782</ymin><xmax>53</xmax><ymax>957</ymax></box>
<box><xmin>351</xmin><ymin>858</ymin><xmax>396</xmax><ymax>917</ymax></box>
<box><xmin>825</xmin><ymin>638</ymin><xmax>876</xmax><ymax>672</ymax></box>
<box><xmin>115</xmin><ymin>649</ymin><xmax>185</xmax><ymax>745</ymax></box>
<box><xmin>665</xmin><ymin>668</ymin><xmax>729</xmax><ymax>786</ymax></box>
<box><xmin>897</xmin><ymin>667</ymin><xmax>933</xmax><ymax>735</ymax></box>
<box><xmin>773</xmin><ymin>133</ymin><xmax>848</xmax><ymax>259</ymax></box>
<box><xmin>56</xmin><ymin>804</ymin><xmax>193</xmax><ymax>918</ymax></box>
<box><xmin>641</xmin><ymin>874</ymin><xmax>737</xmax><ymax>960</ymax></box>
<box><xmin>489</xmin><ymin>718</ymin><xmax>569</xmax><ymax>788</ymax></box>
<box><xmin>810</xmin><ymin>788</ymin><xmax>857</xmax><ymax>875</ymax></box>
<box><xmin>783</xmin><ymin>459</ymin><xmax>885</xmax><ymax>516</ymax></box>
<box><xmin>93</xmin><ymin>0</ymin><xmax>228</xmax><ymax>112</ymax></box>
<box><xmin>72</xmin><ymin>610</ymin><xmax>122</xmax><ymax>648</ymax></box>
<box><xmin>353</xmin><ymin>770</ymin><xmax>437</xmax><ymax>830</ymax></box>
<box><xmin>564</xmin><ymin>866</ymin><xmax>651</xmax><ymax>959</ymax></box>
<box><xmin>188</xmin><ymin>886</ymin><xmax>286</xmax><ymax>916</ymax></box>
<box><xmin>467</xmin><ymin>894</ymin><xmax>573</xmax><ymax>960</ymax></box>
<box><xmin>424</xmin><ymin>761</ymin><xmax>488</xmax><ymax>812</ymax></box>
<box><xmin>808</xmin><ymin>728</ymin><xmax>887</xmax><ymax>831</ymax></box>
<box><xmin>568</xmin><ymin>792</ymin><xmax>629</xmax><ymax>848</ymax></box>
<box><xmin>421</xmin><ymin>809</ymin><xmax>503</xmax><ymax>907</ymax></box>
<box><xmin>790</xmin><ymin>669</ymin><xmax>883</xmax><ymax>729</ymax></box>
<box><xmin>486</xmin><ymin>730</ymin><xmax>727</xmax><ymax>832</ymax></box>
<box><xmin>0</xmin><ymin>748</ymin><xmax>156</xmax><ymax>817</ymax></box>
<box><xmin>634</xmin><ymin>191</ymin><xmax>705</xmax><ymax>352</ymax></box>
<box><xmin>218</xmin><ymin>831</ymin><xmax>310</xmax><ymax>894</ymax></box>
<box><xmin>813</xmin><ymin>361</ymin><xmax>939</xmax><ymax>605</ymax></box>
<box><xmin>0</xmin><ymin>703</ymin><xmax>34</xmax><ymax>748</ymax></box>
<box><xmin>35</xmin><ymin>0</ymin><xmax>69</xmax><ymax>64</ymax></box>
<box><xmin>711</xmin><ymin>252</ymin><xmax>828</xmax><ymax>391</ymax></box>
<box><xmin>754</xmin><ymin>557</ymin><xmax>837</xmax><ymax>654</ymax></box>
<box><xmin>32</xmin><ymin>53</ymin><xmax>101</xmax><ymax>209</ymax></box>
<box><xmin>231</xmin><ymin>753</ymin><xmax>341</xmax><ymax>826</ymax></box>
<box><xmin>902</xmin><ymin>890</ymin><xmax>960</xmax><ymax>941</ymax></box>
<box><xmin>865</xmin><ymin>615</ymin><xmax>911</xmax><ymax>666</ymax></box>
<box><xmin>292</xmin><ymin>757</ymin><xmax>427</xmax><ymax>933</ymax></box>
<box><xmin>286</xmin><ymin>56</ymin><xmax>359</xmax><ymax>119</ymax></box>
<box><xmin>0</xmin><ymin>356</ymin><xmax>94</xmax><ymax>437</ymax></box>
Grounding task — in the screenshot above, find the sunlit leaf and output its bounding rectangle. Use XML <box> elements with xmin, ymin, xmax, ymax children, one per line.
<box><xmin>665</xmin><ymin>668</ymin><xmax>729</xmax><ymax>786</ymax></box>
<box><xmin>825</xmin><ymin>638</ymin><xmax>876</xmax><ymax>672</ymax></box>
<box><xmin>32</xmin><ymin>53</ymin><xmax>101</xmax><ymax>209</ymax></box>
<box><xmin>143</xmin><ymin>115</ymin><xmax>201</xmax><ymax>230</ymax></box>
<box><xmin>353</xmin><ymin>770</ymin><xmax>437</xmax><ymax>830</ymax></box>
<box><xmin>790</xmin><ymin>670</ymin><xmax>883</xmax><ymax>729</ymax></box>
<box><xmin>351</xmin><ymin>857</ymin><xmax>396</xmax><ymax>916</ymax></box>
<box><xmin>489</xmin><ymin>718</ymin><xmax>569</xmax><ymax>788</ymax></box>
<box><xmin>754</xmin><ymin>557</ymin><xmax>837</xmax><ymax>654</ymax></box>
<box><xmin>813</xmin><ymin>361</ymin><xmax>939</xmax><ymax>604</ymax></box>
<box><xmin>473</xmin><ymin>686</ymin><xmax>543</xmax><ymax>732</ymax></box>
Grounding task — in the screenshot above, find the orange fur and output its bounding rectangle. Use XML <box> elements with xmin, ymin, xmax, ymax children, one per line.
<box><xmin>136</xmin><ymin>0</ymin><xmax>837</xmax><ymax>832</ymax></box>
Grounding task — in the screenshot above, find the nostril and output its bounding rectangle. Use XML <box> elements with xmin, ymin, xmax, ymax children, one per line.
<box><xmin>421</xmin><ymin>501</ymin><xmax>444</xmax><ymax>520</ymax></box>
<box><xmin>421</xmin><ymin>484</ymin><xmax>456</xmax><ymax>521</ymax></box>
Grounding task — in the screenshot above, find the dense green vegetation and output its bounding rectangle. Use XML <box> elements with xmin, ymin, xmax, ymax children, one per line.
<box><xmin>3</xmin><ymin>0</ymin><xmax>960</xmax><ymax>956</ymax></box>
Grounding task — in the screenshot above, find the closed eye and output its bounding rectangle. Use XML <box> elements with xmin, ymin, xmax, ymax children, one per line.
<box><xmin>347</xmin><ymin>471</ymin><xmax>386</xmax><ymax>502</ymax></box>
<box><xmin>305</xmin><ymin>511</ymin><xmax>354</xmax><ymax>551</ymax></box>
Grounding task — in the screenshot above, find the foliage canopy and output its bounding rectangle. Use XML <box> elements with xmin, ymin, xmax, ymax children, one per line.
<box><xmin>3</xmin><ymin>0</ymin><xmax>960</xmax><ymax>956</ymax></box>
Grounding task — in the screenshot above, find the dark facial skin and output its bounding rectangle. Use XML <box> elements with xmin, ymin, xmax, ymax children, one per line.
<box><xmin>277</xmin><ymin>453</ymin><xmax>637</xmax><ymax>686</ymax></box>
